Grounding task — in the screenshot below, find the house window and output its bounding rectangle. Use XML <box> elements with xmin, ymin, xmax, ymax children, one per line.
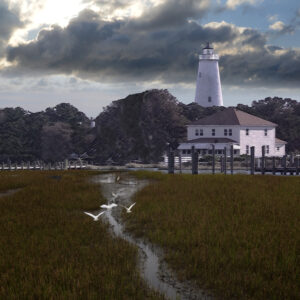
<box><xmin>277</xmin><ymin>147</ymin><xmax>280</xmax><ymax>151</ymax></box>
<box><xmin>234</xmin><ymin>150</ymin><xmax>238</xmax><ymax>154</ymax></box>
<box><xmin>224</xmin><ymin>129</ymin><xmax>228</xmax><ymax>136</ymax></box>
<box><xmin>199</xmin><ymin>129</ymin><xmax>203</xmax><ymax>136</ymax></box>
<box><xmin>208</xmin><ymin>96</ymin><xmax>212</xmax><ymax>103</ymax></box>
<box><xmin>266</xmin><ymin>145</ymin><xmax>269</xmax><ymax>154</ymax></box>
<box><xmin>187</xmin><ymin>150</ymin><xmax>191</xmax><ymax>154</ymax></box>
<box><xmin>264</xmin><ymin>129</ymin><xmax>268</xmax><ymax>136</ymax></box>
<box><xmin>229</xmin><ymin>129</ymin><xmax>232</xmax><ymax>136</ymax></box>
<box><xmin>195</xmin><ymin>129</ymin><xmax>199</xmax><ymax>136</ymax></box>
<box><xmin>246</xmin><ymin>128</ymin><xmax>249</xmax><ymax>136</ymax></box>
<box><xmin>182</xmin><ymin>150</ymin><xmax>186</xmax><ymax>154</ymax></box>
<box><xmin>212</xmin><ymin>129</ymin><xmax>215</xmax><ymax>136</ymax></box>
<box><xmin>246</xmin><ymin>145</ymin><xmax>249</xmax><ymax>155</ymax></box>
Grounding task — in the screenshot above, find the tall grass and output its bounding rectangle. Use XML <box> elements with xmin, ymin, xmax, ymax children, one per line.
<box><xmin>0</xmin><ymin>171</ymin><xmax>163</xmax><ymax>299</ymax></box>
<box><xmin>125</xmin><ymin>172</ymin><xmax>300</xmax><ymax>299</ymax></box>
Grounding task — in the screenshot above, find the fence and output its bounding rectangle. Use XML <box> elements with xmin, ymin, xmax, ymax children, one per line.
<box><xmin>167</xmin><ymin>145</ymin><xmax>300</xmax><ymax>176</ymax></box>
<box><xmin>0</xmin><ymin>160</ymin><xmax>87</xmax><ymax>171</ymax></box>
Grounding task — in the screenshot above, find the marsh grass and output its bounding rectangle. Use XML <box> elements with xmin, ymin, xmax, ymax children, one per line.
<box><xmin>125</xmin><ymin>172</ymin><xmax>300</xmax><ymax>299</ymax></box>
<box><xmin>0</xmin><ymin>170</ymin><xmax>163</xmax><ymax>299</ymax></box>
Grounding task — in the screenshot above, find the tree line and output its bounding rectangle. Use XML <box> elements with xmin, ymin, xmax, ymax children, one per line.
<box><xmin>0</xmin><ymin>91</ymin><xmax>299</xmax><ymax>163</ymax></box>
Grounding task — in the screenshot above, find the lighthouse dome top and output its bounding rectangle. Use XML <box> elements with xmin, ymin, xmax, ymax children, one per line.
<box><xmin>200</xmin><ymin>42</ymin><xmax>219</xmax><ymax>60</ymax></box>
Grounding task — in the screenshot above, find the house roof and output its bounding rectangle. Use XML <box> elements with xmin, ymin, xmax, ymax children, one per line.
<box><xmin>190</xmin><ymin>107</ymin><xmax>277</xmax><ymax>126</ymax></box>
<box><xmin>184</xmin><ymin>137</ymin><xmax>238</xmax><ymax>144</ymax></box>
<box><xmin>275</xmin><ymin>138</ymin><xmax>287</xmax><ymax>145</ymax></box>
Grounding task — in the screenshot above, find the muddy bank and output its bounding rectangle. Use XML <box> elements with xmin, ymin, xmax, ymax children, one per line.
<box><xmin>93</xmin><ymin>173</ymin><xmax>213</xmax><ymax>300</ymax></box>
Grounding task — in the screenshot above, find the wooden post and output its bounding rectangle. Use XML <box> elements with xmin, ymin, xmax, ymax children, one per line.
<box><xmin>192</xmin><ymin>147</ymin><xmax>198</xmax><ymax>175</ymax></box>
<box><xmin>261</xmin><ymin>146</ymin><xmax>265</xmax><ymax>175</ymax></box>
<box><xmin>283</xmin><ymin>155</ymin><xmax>287</xmax><ymax>175</ymax></box>
<box><xmin>220</xmin><ymin>156</ymin><xmax>223</xmax><ymax>173</ymax></box>
<box><xmin>296</xmin><ymin>158</ymin><xmax>299</xmax><ymax>176</ymax></box>
<box><xmin>230</xmin><ymin>145</ymin><xmax>234</xmax><ymax>175</ymax></box>
<box><xmin>272</xmin><ymin>157</ymin><xmax>276</xmax><ymax>175</ymax></box>
<box><xmin>168</xmin><ymin>147</ymin><xmax>174</xmax><ymax>174</ymax></box>
<box><xmin>178</xmin><ymin>151</ymin><xmax>182</xmax><ymax>174</ymax></box>
<box><xmin>212</xmin><ymin>145</ymin><xmax>215</xmax><ymax>175</ymax></box>
<box><xmin>290</xmin><ymin>153</ymin><xmax>294</xmax><ymax>167</ymax></box>
<box><xmin>250</xmin><ymin>146</ymin><xmax>255</xmax><ymax>175</ymax></box>
<box><xmin>224</xmin><ymin>147</ymin><xmax>227</xmax><ymax>175</ymax></box>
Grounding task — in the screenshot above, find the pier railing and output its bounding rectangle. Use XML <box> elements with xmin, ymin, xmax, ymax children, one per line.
<box><xmin>167</xmin><ymin>146</ymin><xmax>300</xmax><ymax>176</ymax></box>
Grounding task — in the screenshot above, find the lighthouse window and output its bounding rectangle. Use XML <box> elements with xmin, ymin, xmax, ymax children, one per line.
<box><xmin>246</xmin><ymin>128</ymin><xmax>249</xmax><ymax>136</ymax></box>
<box><xmin>229</xmin><ymin>129</ymin><xmax>232</xmax><ymax>136</ymax></box>
<box><xmin>200</xmin><ymin>129</ymin><xmax>203</xmax><ymax>136</ymax></box>
<box><xmin>208</xmin><ymin>96</ymin><xmax>212</xmax><ymax>102</ymax></box>
<box><xmin>264</xmin><ymin>129</ymin><xmax>268</xmax><ymax>136</ymax></box>
<box><xmin>195</xmin><ymin>129</ymin><xmax>199</xmax><ymax>136</ymax></box>
<box><xmin>224</xmin><ymin>129</ymin><xmax>228</xmax><ymax>136</ymax></box>
<box><xmin>212</xmin><ymin>129</ymin><xmax>215</xmax><ymax>136</ymax></box>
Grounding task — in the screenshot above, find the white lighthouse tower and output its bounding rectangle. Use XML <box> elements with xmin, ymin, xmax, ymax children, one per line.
<box><xmin>195</xmin><ymin>43</ymin><xmax>223</xmax><ymax>107</ymax></box>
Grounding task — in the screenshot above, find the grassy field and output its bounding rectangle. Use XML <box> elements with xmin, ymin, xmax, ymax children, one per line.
<box><xmin>0</xmin><ymin>170</ymin><xmax>163</xmax><ymax>299</ymax></box>
<box><xmin>125</xmin><ymin>172</ymin><xmax>300</xmax><ymax>299</ymax></box>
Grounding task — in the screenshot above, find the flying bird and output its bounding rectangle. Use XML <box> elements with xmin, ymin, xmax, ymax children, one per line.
<box><xmin>84</xmin><ymin>211</ymin><xmax>105</xmax><ymax>221</ymax></box>
<box><xmin>112</xmin><ymin>192</ymin><xmax>119</xmax><ymax>199</ymax></box>
<box><xmin>116</xmin><ymin>176</ymin><xmax>120</xmax><ymax>182</ymax></box>
<box><xmin>121</xmin><ymin>202</ymin><xmax>136</xmax><ymax>213</ymax></box>
<box><xmin>101</xmin><ymin>203</ymin><xmax>118</xmax><ymax>209</ymax></box>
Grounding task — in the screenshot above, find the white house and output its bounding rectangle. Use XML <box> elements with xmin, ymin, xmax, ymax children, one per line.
<box><xmin>178</xmin><ymin>107</ymin><xmax>286</xmax><ymax>158</ymax></box>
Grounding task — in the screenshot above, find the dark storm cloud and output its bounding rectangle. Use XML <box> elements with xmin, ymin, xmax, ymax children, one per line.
<box><xmin>0</xmin><ymin>0</ymin><xmax>23</xmax><ymax>55</ymax></box>
<box><xmin>4</xmin><ymin>0</ymin><xmax>300</xmax><ymax>88</ymax></box>
<box><xmin>130</xmin><ymin>0</ymin><xmax>209</xmax><ymax>29</ymax></box>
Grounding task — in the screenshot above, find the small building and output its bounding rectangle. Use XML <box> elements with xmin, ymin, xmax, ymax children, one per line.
<box><xmin>178</xmin><ymin>107</ymin><xmax>286</xmax><ymax>158</ymax></box>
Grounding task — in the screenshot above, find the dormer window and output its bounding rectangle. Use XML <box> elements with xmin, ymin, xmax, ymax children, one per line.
<box><xmin>246</xmin><ymin>129</ymin><xmax>249</xmax><ymax>136</ymax></box>
<box><xmin>199</xmin><ymin>129</ymin><xmax>203</xmax><ymax>136</ymax></box>
<box><xmin>195</xmin><ymin>129</ymin><xmax>199</xmax><ymax>136</ymax></box>
<box><xmin>229</xmin><ymin>129</ymin><xmax>232</xmax><ymax>136</ymax></box>
<box><xmin>224</xmin><ymin>129</ymin><xmax>228</xmax><ymax>136</ymax></box>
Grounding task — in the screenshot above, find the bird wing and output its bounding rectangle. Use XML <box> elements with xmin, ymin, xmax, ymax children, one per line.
<box><xmin>84</xmin><ymin>212</ymin><xmax>96</xmax><ymax>218</ymax></box>
<box><xmin>100</xmin><ymin>204</ymin><xmax>108</xmax><ymax>208</ymax></box>
<box><xmin>96</xmin><ymin>211</ymin><xmax>105</xmax><ymax>218</ymax></box>
<box><xmin>128</xmin><ymin>203</ymin><xmax>136</xmax><ymax>210</ymax></box>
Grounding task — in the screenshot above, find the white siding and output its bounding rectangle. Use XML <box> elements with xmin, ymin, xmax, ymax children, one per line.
<box><xmin>186</xmin><ymin>125</ymin><xmax>285</xmax><ymax>157</ymax></box>
<box><xmin>239</xmin><ymin>127</ymin><xmax>276</xmax><ymax>157</ymax></box>
<box><xmin>275</xmin><ymin>144</ymin><xmax>285</xmax><ymax>157</ymax></box>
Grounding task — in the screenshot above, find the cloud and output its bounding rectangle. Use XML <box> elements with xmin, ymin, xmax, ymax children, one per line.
<box><xmin>0</xmin><ymin>0</ymin><xmax>23</xmax><ymax>55</ymax></box>
<box><xmin>3</xmin><ymin>3</ymin><xmax>300</xmax><ymax>88</ymax></box>
<box><xmin>130</xmin><ymin>0</ymin><xmax>210</xmax><ymax>29</ymax></box>
<box><xmin>269</xmin><ymin>21</ymin><xmax>294</xmax><ymax>34</ymax></box>
<box><xmin>225</xmin><ymin>0</ymin><xmax>262</xmax><ymax>10</ymax></box>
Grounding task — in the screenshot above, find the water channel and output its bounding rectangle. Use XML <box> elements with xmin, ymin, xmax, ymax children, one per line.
<box><xmin>93</xmin><ymin>173</ymin><xmax>213</xmax><ymax>300</ymax></box>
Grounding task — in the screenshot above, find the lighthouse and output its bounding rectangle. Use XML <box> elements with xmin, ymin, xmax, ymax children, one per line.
<box><xmin>195</xmin><ymin>43</ymin><xmax>223</xmax><ymax>107</ymax></box>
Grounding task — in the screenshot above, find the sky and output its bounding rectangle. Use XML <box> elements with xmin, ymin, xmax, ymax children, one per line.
<box><xmin>0</xmin><ymin>0</ymin><xmax>299</xmax><ymax>117</ymax></box>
